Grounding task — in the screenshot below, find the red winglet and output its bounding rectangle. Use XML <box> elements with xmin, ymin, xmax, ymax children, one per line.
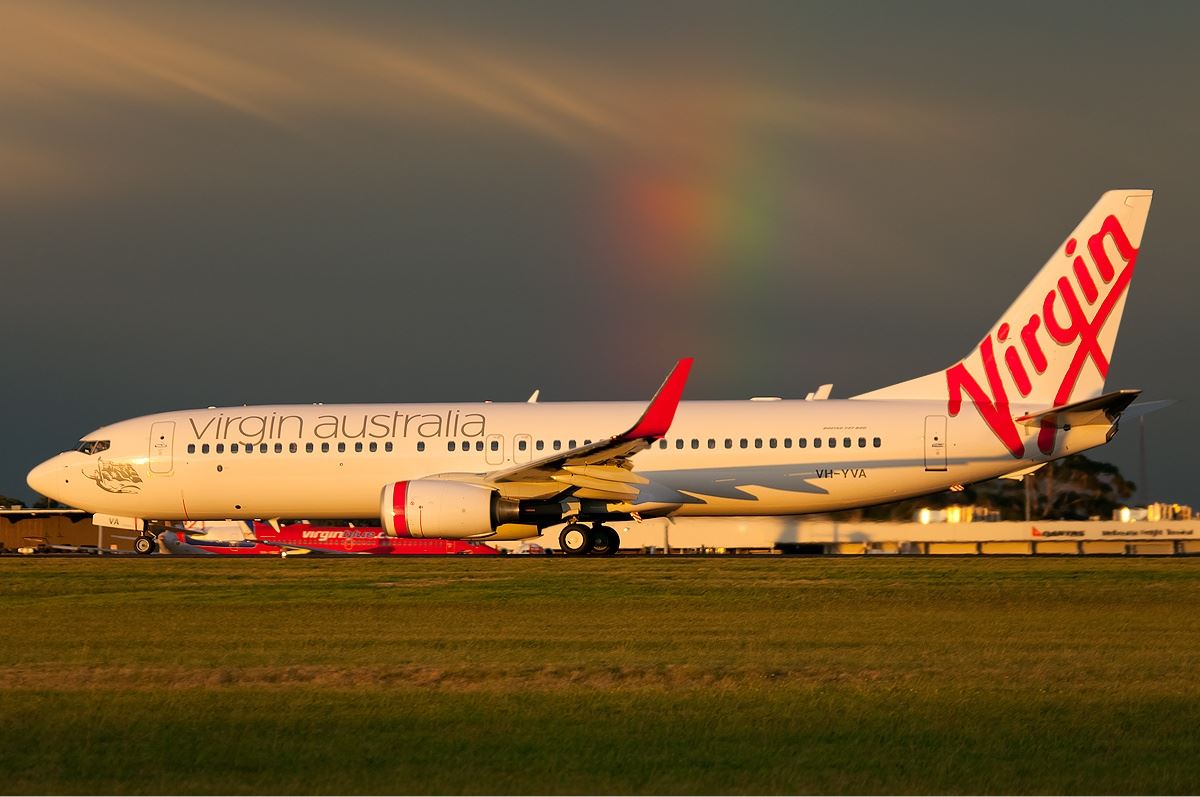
<box><xmin>623</xmin><ymin>358</ymin><xmax>693</xmax><ymax>441</ymax></box>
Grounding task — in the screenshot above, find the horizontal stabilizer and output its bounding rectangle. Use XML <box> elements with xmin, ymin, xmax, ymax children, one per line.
<box><xmin>1014</xmin><ymin>389</ymin><xmax>1140</xmax><ymax>428</ymax></box>
<box><xmin>1121</xmin><ymin>399</ymin><xmax>1175</xmax><ymax>421</ymax></box>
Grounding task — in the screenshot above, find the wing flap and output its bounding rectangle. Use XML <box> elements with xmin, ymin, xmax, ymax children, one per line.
<box><xmin>551</xmin><ymin>472</ymin><xmax>641</xmax><ymax>500</ymax></box>
<box><xmin>562</xmin><ymin>464</ymin><xmax>650</xmax><ymax>485</ymax></box>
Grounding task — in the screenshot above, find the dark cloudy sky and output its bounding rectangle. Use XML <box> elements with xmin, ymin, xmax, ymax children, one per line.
<box><xmin>3</xmin><ymin>1</ymin><xmax>1197</xmax><ymax>506</ymax></box>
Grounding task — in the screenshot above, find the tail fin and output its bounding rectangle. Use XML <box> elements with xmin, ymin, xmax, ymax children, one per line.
<box><xmin>856</xmin><ymin>189</ymin><xmax>1152</xmax><ymax>408</ymax></box>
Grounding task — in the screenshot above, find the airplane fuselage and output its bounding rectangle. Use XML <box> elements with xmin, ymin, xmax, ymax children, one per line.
<box><xmin>28</xmin><ymin>398</ymin><xmax>1111</xmax><ymax>527</ymax></box>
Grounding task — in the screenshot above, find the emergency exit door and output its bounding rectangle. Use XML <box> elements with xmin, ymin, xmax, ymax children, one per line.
<box><xmin>513</xmin><ymin>434</ymin><xmax>533</xmax><ymax>464</ymax></box>
<box><xmin>485</xmin><ymin>434</ymin><xmax>505</xmax><ymax>466</ymax></box>
<box><xmin>924</xmin><ymin>416</ymin><xmax>947</xmax><ymax>472</ymax></box>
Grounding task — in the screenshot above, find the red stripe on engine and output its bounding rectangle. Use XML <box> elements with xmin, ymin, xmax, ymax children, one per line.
<box><xmin>391</xmin><ymin>482</ymin><xmax>411</xmax><ymax>537</ymax></box>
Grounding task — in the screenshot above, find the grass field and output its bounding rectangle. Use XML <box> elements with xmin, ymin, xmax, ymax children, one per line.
<box><xmin>2</xmin><ymin>556</ymin><xmax>1199</xmax><ymax>794</ymax></box>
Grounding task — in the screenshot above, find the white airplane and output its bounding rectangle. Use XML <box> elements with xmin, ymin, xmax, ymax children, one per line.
<box><xmin>27</xmin><ymin>190</ymin><xmax>1157</xmax><ymax>555</ymax></box>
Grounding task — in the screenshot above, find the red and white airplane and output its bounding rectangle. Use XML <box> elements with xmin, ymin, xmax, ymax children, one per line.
<box><xmin>157</xmin><ymin>521</ymin><xmax>499</xmax><ymax>556</ymax></box>
<box><xmin>28</xmin><ymin>190</ymin><xmax>1158</xmax><ymax>555</ymax></box>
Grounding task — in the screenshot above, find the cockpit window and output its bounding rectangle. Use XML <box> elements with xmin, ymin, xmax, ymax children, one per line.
<box><xmin>76</xmin><ymin>440</ymin><xmax>110</xmax><ymax>455</ymax></box>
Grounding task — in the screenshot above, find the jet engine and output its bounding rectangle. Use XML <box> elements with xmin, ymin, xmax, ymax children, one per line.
<box><xmin>381</xmin><ymin>480</ymin><xmax>521</xmax><ymax>538</ymax></box>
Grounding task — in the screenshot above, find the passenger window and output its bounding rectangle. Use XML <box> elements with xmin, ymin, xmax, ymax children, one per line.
<box><xmin>418</xmin><ymin>441</ymin><xmax>426</xmax><ymax>452</ymax></box>
<box><xmin>306</xmin><ymin>442</ymin><xmax>314</xmax><ymax>453</ymax></box>
<box><xmin>290</xmin><ymin>442</ymin><xmax>298</xmax><ymax>453</ymax></box>
<box><xmin>769</xmin><ymin>438</ymin><xmax>777</xmax><ymax>449</ymax></box>
<box><xmin>385</xmin><ymin>442</ymin><xmax>394</xmax><ymax>452</ymax></box>
<box><xmin>754</xmin><ymin>439</ymin><xmax>763</xmax><ymax>449</ymax></box>
<box><xmin>553</xmin><ymin>440</ymin><xmax>562</xmax><ymax>451</ymax></box>
<box><xmin>216</xmin><ymin>444</ymin><xmax>224</xmax><ymax>454</ymax></box>
<box><xmin>873</xmin><ymin>437</ymin><xmax>882</xmax><ymax>448</ymax></box>
<box><xmin>475</xmin><ymin>441</ymin><xmax>483</xmax><ymax>451</ymax></box>
<box><xmin>568</xmin><ymin>440</ymin><xmax>576</xmax><ymax>448</ymax></box>
<box><xmin>858</xmin><ymin>437</ymin><xmax>866</xmax><ymax>448</ymax></box>
<box><xmin>369</xmin><ymin>442</ymin><xmax>378</xmax><ymax>453</ymax></box>
<box><xmin>274</xmin><ymin>443</ymin><xmax>283</xmax><ymax>454</ymax></box>
<box><xmin>675</xmin><ymin>439</ymin><xmax>684</xmax><ymax>449</ymax></box>
<box><xmin>725</xmin><ymin>439</ymin><xmax>733</xmax><ymax>449</ymax></box>
<box><xmin>232</xmin><ymin>443</ymin><xmax>240</xmax><ymax>454</ymax></box>
<box><xmin>187</xmin><ymin>443</ymin><xmax>196</xmax><ymax>454</ymax></box>
<box><xmin>659</xmin><ymin>440</ymin><xmax>667</xmax><ymax>450</ymax></box>
<box><xmin>448</xmin><ymin>441</ymin><xmax>457</xmax><ymax>451</ymax></box>
<box><xmin>783</xmin><ymin>439</ymin><xmax>792</xmax><ymax>449</ymax></box>
<box><xmin>707</xmin><ymin>439</ymin><xmax>716</xmax><ymax>449</ymax></box>
<box><xmin>202</xmin><ymin>444</ymin><xmax>210</xmax><ymax>454</ymax></box>
<box><xmin>843</xmin><ymin>437</ymin><xmax>851</xmax><ymax>448</ymax></box>
<box><xmin>355</xmin><ymin>442</ymin><xmax>363</xmax><ymax>453</ymax></box>
<box><xmin>691</xmin><ymin>439</ymin><xmax>699</xmax><ymax>449</ymax></box>
<box><xmin>813</xmin><ymin>438</ymin><xmax>821</xmax><ymax>449</ymax></box>
<box><xmin>321</xmin><ymin>442</ymin><xmax>330</xmax><ymax>453</ymax></box>
<box><xmin>491</xmin><ymin>440</ymin><xmax>499</xmax><ymax>451</ymax></box>
<box><xmin>261</xmin><ymin>444</ymin><xmax>268</xmax><ymax>453</ymax></box>
<box><xmin>536</xmin><ymin>440</ymin><xmax>544</xmax><ymax>451</ymax></box>
<box><xmin>518</xmin><ymin>440</ymin><xmax>527</xmax><ymax>451</ymax></box>
<box><xmin>337</xmin><ymin>442</ymin><xmax>346</xmax><ymax>453</ymax></box>
<box><xmin>584</xmin><ymin>439</ymin><xmax>592</xmax><ymax>446</ymax></box>
<box><xmin>739</xmin><ymin>439</ymin><xmax>748</xmax><ymax>449</ymax></box>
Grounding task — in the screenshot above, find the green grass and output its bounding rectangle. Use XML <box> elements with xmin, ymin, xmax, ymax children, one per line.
<box><xmin>2</xmin><ymin>557</ymin><xmax>1199</xmax><ymax>794</ymax></box>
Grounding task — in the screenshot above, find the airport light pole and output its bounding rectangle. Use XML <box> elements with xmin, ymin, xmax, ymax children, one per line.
<box><xmin>1139</xmin><ymin>416</ymin><xmax>1149</xmax><ymax>505</ymax></box>
<box><xmin>1024</xmin><ymin>474</ymin><xmax>1033</xmax><ymax>522</ymax></box>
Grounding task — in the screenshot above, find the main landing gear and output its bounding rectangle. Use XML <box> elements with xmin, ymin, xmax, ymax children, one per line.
<box><xmin>133</xmin><ymin>534</ymin><xmax>156</xmax><ymax>555</ymax></box>
<box><xmin>558</xmin><ymin>523</ymin><xmax>621</xmax><ymax>556</ymax></box>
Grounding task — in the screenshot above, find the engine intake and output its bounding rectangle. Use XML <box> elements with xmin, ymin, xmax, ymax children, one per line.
<box><xmin>381</xmin><ymin>480</ymin><xmax>519</xmax><ymax>538</ymax></box>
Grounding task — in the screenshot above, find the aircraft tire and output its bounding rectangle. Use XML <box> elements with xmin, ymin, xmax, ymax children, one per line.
<box><xmin>589</xmin><ymin>526</ymin><xmax>620</xmax><ymax>556</ymax></box>
<box><xmin>133</xmin><ymin>535</ymin><xmax>155</xmax><ymax>555</ymax></box>
<box><xmin>559</xmin><ymin>523</ymin><xmax>593</xmax><ymax>556</ymax></box>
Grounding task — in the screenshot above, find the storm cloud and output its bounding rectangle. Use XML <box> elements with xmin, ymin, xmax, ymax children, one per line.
<box><xmin>3</xmin><ymin>1</ymin><xmax>1197</xmax><ymax>505</ymax></box>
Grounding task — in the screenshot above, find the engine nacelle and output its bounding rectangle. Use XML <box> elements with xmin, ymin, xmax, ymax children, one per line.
<box><xmin>381</xmin><ymin>480</ymin><xmax>520</xmax><ymax>539</ymax></box>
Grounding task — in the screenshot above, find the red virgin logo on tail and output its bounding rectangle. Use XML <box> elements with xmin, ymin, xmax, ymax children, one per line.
<box><xmin>946</xmin><ymin>214</ymin><xmax>1139</xmax><ymax>458</ymax></box>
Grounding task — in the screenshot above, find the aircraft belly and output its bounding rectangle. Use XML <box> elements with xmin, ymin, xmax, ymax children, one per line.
<box><xmin>179</xmin><ymin>460</ymin><xmax>381</xmax><ymax>520</ymax></box>
<box><xmin>643</xmin><ymin>461</ymin><xmax>983</xmax><ymax>517</ymax></box>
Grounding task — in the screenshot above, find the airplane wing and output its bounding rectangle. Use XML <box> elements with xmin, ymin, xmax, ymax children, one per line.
<box><xmin>480</xmin><ymin>358</ymin><xmax>693</xmax><ymax>502</ymax></box>
<box><xmin>1014</xmin><ymin>389</ymin><xmax>1141</xmax><ymax>428</ymax></box>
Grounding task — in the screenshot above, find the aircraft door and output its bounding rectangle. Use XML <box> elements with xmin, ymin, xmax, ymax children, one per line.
<box><xmin>149</xmin><ymin>421</ymin><xmax>175</xmax><ymax>475</ymax></box>
<box><xmin>513</xmin><ymin>434</ymin><xmax>532</xmax><ymax>464</ymax></box>
<box><xmin>485</xmin><ymin>434</ymin><xmax>505</xmax><ymax>466</ymax></box>
<box><xmin>924</xmin><ymin>416</ymin><xmax>947</xmax><ymax>472</ymax></box>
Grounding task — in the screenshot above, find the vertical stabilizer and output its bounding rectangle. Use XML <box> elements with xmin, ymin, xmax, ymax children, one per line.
<box><xmin>854</xmin><ymin>189</ymin><xmax>1152</xmax><ymax>455</ymax></box>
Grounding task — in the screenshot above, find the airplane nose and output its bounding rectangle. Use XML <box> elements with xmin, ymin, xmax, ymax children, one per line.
<box><xmin>27</xmin><ymin>457</ymin><xmax>66</xmax><ymax>500</ymax></box>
